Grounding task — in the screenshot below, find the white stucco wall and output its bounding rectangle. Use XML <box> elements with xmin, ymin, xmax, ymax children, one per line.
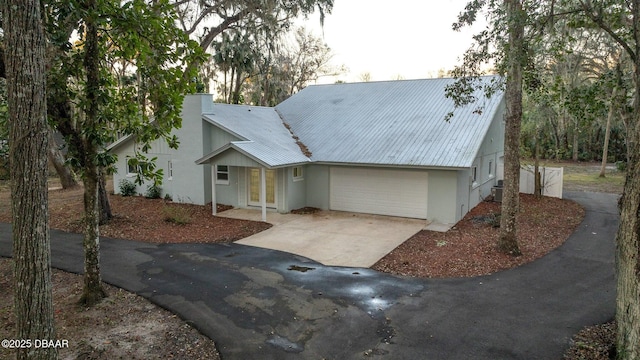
<box><xmin>111</xmin><ymin>94</ymin><xmax>215</xmax><ymax>205</ymax></box>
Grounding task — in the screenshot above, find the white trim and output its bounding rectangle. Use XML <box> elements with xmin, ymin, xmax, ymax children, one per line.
<box><xmin>260</xmin><ymin>167</ymin><xmax>267</xmax><ymax>222</ymax></box>
<box><xmin>211</xmin><ymin>166</ymin><xmax>217</xmax><ymax>215</ymax></box>
<box><xmin>292</xmin><ymin>166</ymin><xmax>304</xmax><ymax>181</ymax></box>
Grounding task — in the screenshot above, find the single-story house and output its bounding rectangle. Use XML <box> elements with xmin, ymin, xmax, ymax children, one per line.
<box><xmin>110</xmin><ymin>76</ymin><xmax>505</xmax><ymax>225</ymax></box>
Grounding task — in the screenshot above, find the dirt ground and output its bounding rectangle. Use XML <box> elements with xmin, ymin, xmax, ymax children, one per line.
<box><xmin>0</xmin><ymin>161</ymin><xmax>624</xmax><ymax>359</ymax></box>
<box><xmin>0</xmin><ymin>258</ymin><xmax>220</xmax><ymax>360</ymax></box>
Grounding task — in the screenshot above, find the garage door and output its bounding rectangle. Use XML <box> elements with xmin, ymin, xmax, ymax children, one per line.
<box><xmin>330</xmin><ymin>167</ymin><xmax>428</xmax><ymax>219</ymax></box>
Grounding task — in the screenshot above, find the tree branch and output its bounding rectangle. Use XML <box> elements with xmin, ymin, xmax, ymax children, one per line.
<box><xmin>579</xmin><ymin>0</ymin><xmax>637</xmax><ymax>62</ymax></box>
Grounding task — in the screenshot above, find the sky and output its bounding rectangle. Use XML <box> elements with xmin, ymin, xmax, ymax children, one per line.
<box><xmin>302</xmin><ymin>0</ymin><xmax>486</xmax><ymax>83</ymax></box>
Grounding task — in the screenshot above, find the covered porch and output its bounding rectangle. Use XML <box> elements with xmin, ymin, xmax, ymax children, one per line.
<box><xmin>196</xmin><ymin>143</ymin><xmax>308</xmax><ymax>222</ymax></box>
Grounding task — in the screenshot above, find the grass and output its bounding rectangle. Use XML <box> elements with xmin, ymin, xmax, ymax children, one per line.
<box><xmin>564</xmin><ymin>171</ymin><xmax>625</xmax><ymax>185</ymax></box>
<box><xmin>162</xmin><ymin>205</ymin><xmax>192</xmax><ymax>225</ymax></box>
<box><xmin>563</xmin><ymin>169</ymin><xmax>625</xmax><ymax>194</ymax></box>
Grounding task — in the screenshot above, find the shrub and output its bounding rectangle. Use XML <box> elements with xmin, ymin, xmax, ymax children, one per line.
<box><xmin>164</xmin><ymin>193</ymin><xmax>172</xmax><ymax>201</ymax></box>
<box><xmin>162</xmin><ymin>206</ymin><xmax>191</xmax><ymax>225</ymax></box>
<box><xmin>119</xmin><ymin>179</ymin><xmax>137</xmax><ymax>197</ymax></box>
<box><xmin>616</xmin><ymin>160</ymin><xmax>627</xmax><ymax>172</ymax></box>
<box><xmin>145</xmin><ymin>185</ymin><xmax>162</xmax><ymax>199</ymax></box>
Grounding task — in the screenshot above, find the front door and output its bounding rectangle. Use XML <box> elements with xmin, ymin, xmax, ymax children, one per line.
<box><xmin>248</xmin><ymin>168</ymin><xmax>276</xmax><ymax>207</ymax></box>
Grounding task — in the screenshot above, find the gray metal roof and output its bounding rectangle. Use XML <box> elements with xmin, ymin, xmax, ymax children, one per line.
<box><xmin>199</xmin><ymin>104</ymin><xmax>310</xmax><ymax>167</ymax></box>
<box><xmin>275</xmin><ymin>76</ymin><xmax>504</xmax><ymax>168</ymax></box>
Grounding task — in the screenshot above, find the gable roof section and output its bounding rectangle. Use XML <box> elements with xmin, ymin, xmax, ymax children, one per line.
<box><xmin>196</xmin><ymin>104</ymin><xmax>310</xmax><ymax>168</ymax></box>
<box><xmin>275</xmin><ymin>76</ymin><xmax>504</xmax><ymax>168</ymax></box>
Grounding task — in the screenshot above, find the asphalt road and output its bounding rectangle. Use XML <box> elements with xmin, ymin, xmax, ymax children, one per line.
<box><xmin>0</xmin><ymin>191</ymin><xmax>618</xmax><ymax>359</ymax></box>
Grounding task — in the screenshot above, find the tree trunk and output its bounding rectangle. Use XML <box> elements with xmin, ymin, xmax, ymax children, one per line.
<box><xmin>3</xmin><ymin>0</ymin><xmax>58</xmax><ymax>358</ymax></box>
<box><xmin>80</xmin><ymin>165</ymin><xmax>106</xmax><ymax>305</ymax></box>
<box><xmin>572</xmin><ymin>119</ymin><xmax>579</xmax><ymax>161</ymax></box>
<box><xmin>47</xmin><ymin>128</ymin><xmax>78</xmax><ymax>189</ymax></box>
<box><xmin>78</xmin><ymin>1</ymin><xmax>106</xmax><ymax>306</ymax></box>
<box><xmin>497</xmin><ymin>0</ymin><xmax>523</xmax><ymax>256</ymax></box>
<box><xmin>600</xmin><ymin>87</ymin><xmax>617</xmax><ymax>178</ymax></box>
<box><xmin>534</xmin><ymin>130</ymin><xmax>542</xmax><ymax>197</ymax></box>
<box><xmin>98</xmin><ymin>168</ymin><xmax>112</xmax><ymax>224</ymax></box>
<box><xmin>615</xmin><ymin>117</ymin><xmax>640</xmax><ymax>359</ymax></box>
<box><xmin>231</xmin><ymin>70</ymin><xmax>244</xmax><ymax>104</ymax></box>
<box><xmin>615</xmin><ymin>2</ymin><xmax>640</xmax><ymax>357</ymax></box>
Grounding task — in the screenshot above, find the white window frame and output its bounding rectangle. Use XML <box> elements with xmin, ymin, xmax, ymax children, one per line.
<box><xmin>168</xmin><ymin>160</ymin><xmax>173</xmax><ymax>180</ymax></box>
<box><xmin>127</xmin><ymin>163</ymin><xmax>137</xmax><ymax>175</ymax></box>
<box><xmin>292</xmin><ymin>166</ymin><xmax>304</xmax><ymax>181</ymax></box>
<box><xmin>126</xmin><ymin>159</ymin><xmax>138</xmax><ymax>178</ymax></box>
<box><xmin>488</xmin><ymin>160</ymin><xmax>494</xmax><ymax>178</ymax></box>
<box><xmin>215</xmin><ymin>165</ymin><xmax>230</xmax><ymax>185</ymax></box>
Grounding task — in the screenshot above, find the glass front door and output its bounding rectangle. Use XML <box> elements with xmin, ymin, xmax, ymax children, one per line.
<box><xmin>248</xmin><ymin>168</ymin><xmax>276</xmax><ymax>206</ymax></box>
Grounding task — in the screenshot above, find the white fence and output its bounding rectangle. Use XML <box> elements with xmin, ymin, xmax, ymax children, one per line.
<box><xmin>519</xmin><ymin>166</ymin><xmax>564</xmax><ymax>199</ymax></box>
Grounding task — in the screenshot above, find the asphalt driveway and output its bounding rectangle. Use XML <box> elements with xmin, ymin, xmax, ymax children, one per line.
<box><xmin>0</xmin><ymin>191</ymin><xmax>618</xmax><ymax>359</ymax></box>
<box><xmin>221</xmin><ymin>209</ymin><xmax>426</xmax><ymax>267</ymax></box>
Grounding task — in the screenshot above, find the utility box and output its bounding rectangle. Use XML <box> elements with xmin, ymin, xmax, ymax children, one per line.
<box><xmin>492</xmin><ymin>182</ymin><xmax>503</xmax><ymax>202</ymax></box>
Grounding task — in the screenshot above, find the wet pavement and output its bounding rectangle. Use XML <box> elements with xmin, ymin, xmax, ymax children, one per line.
<box><xmin>0</xmin><ymin>191</ymin><xmax>618</xmax><ymax>359</ymax></box>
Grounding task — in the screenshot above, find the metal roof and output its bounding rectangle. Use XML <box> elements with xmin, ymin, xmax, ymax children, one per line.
<box><xmin>275</xmin><ymin>76</ymin><xmax>504</xmax><ymax>168</ymax></box>
<box><xmin>199</xmin><ymin>104</ymin><xmax>310</xmax><ymax>168</ymax></box>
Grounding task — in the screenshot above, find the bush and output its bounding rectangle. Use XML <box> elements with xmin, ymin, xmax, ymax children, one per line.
<box><xmin>616</xmin><ymin>160</ymin><xmax>627</xmax><ymax>172</ymax></box>
<box><xmin>119</xmin><ymin>179</ymin><xmax>137</xmax><ymax>197</ymax></box>
<box><xmin>162</xmin><ymin>206</ymin><xmax>191</xmax><ymax>225</ymax></box>
<box><xmin>145</xmin><ymin>185</ymin><xmax>162</xmax><ymax>199</ymax></box>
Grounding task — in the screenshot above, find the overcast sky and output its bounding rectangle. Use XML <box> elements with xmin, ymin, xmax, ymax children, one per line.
<box><xmin>303</xmin><ymin>0</ymin><xmax>485</xmax><ymax>83</ymax></box>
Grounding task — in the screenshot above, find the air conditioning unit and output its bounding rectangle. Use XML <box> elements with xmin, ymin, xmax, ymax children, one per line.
<box><xmin>492</xmin><ymin>181</ymin><xmax>504</xmax><ymax>202</ymax></box>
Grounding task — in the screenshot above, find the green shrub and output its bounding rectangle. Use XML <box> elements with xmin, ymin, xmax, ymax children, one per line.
<box><xmin>162</xmin><ymin>206</ymin><xmax>191</xmax><ymax>225</ymax></box>
<box><xmin>119</xmin><ymin>179</ymin><xmax>137</xmax><ymax>196</ymax></box>
<box><xmin>145</xmin><ymin>185</ymin><xmax>162</xmax><ymax>199</ymax></box>
<box><xmin>616</xmin><ymin>160</ymin><xmax>627</xmax><ymax>172</ymax></box>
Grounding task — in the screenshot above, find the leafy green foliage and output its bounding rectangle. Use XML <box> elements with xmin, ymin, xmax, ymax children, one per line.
<box><xmin>46</xmin><ymin>0</ymin><xmax>207</xmax><ymax>185</ymax></box>
<box><xmin>144</xmin><ymin>184</ymin><xmax>162</xmax><ymax>199</ymax></box>
<box><xmin>118</xmin><ymin>179</ymin><xmax>137</xmax><ymax>197</ymax></box>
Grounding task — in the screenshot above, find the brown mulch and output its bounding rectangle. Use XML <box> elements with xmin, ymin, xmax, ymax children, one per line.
<box><xmin>563</xmin><ymin>321</ymin><xmax>617</xmax><ymax>360</ymax></box>
<box><xmin>0</xmin><ymin>185</ymin><xmax>271</xmax><ymax>244</ymax></box>
<box><xmin>372</xmin><ymin>194</ymin><xmax>585</xmax><ymax>278</ymax></box>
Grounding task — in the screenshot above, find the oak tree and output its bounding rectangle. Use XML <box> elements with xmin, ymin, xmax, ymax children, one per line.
<box><xmin>2</xmin><ymin>0</ymin><xmax>57</xmax><ymax>358</ymax></box>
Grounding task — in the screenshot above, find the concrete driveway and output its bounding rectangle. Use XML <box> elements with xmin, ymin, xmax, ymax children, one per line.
<box><xmin>219</xmin><ymin>209</ymin><xmax>426</xmax><ymax>267</ymax></box>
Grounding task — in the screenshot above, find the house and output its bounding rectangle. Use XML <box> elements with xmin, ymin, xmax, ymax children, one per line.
<box><xmin>110</xmin><ymin>76</ymin><xmax>505</xmax><ymax>225</ymax></box>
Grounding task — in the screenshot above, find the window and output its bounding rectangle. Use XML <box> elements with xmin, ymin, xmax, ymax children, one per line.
<box><xmin>488</xmin><ymin>160</ymin><xmax>494</xmax><ymax>177</ymax></box>
<box><xmin>471</xmin><ymin>165</ymin><xmax>478</xmax><ymax>183</ymax></box>
<box><xmin>216</xmin><ymin>165</ymin><xmax>229</xmax><ymax>185</ymax></box>
<box><xmin>127</xmin><ymin>160</ymin><xmax>147</xmax><ymax>175</ymax></box>
<box><xmin>168</xmin><ymin>160</ymin><xmax>173</xmax><ymax>180</ymax></box>
<box><xmin>292</xmin><ymin>166</ymin><xmax>303</xmax><ymax>181</ymax></box>
<box><xmin>127</xmin><ymin>162</ymin><xmax>137</xmax><ymax>174</ymax></box>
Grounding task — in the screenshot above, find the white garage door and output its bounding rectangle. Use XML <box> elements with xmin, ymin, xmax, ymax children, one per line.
<box><xmin>330</xmin><ymin>167</ymin><xmax>428</xmax><ymax>219</ymax></box>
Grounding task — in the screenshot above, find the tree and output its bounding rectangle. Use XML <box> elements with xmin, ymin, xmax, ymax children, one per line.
<box><xmin>242</xmin><ymin>27</ymin><xmax>344</xmax><ymax>106</ymax></box>
<box><xmin>498</xmin><ymin>0</ymin><xmax>525</xmax><ymax>255</ymax></box>
<box><xmin>2</xmin><ymin>0</ymin><xmax>57</xmax><ymax>358</ymax></box>
<box><xmin>173</xmin><ymin>0</ymin><xmax>334</xmax><ymax>101</ymax></box>
<box><xmin>578</xmin><ymin>1</ymin><xmax>640</xmax><ymax>356</ymax></box>
<box><xmin>461</xmin><ymin>0</ymin><xmax>640</xmax><ymax>356</ymax></box>
<box><xmin>46</xmin><ymin>0</ymin><xmax>204</xmax><ymax>305</ymax></box>
<box><xmin>173</xmin><ymin>0</ymin><xmax>333</xmax><ymax>53</ymax></box>
<box><xmin>448</xmin><ymin>0</ymin><xmax>531</xmax><ymax>255</ymax></box>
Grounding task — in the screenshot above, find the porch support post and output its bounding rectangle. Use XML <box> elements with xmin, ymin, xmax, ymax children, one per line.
<box><xmin>260</xmin><ymin>166</ymin><xmax>267</xmax><ymax>222</ymax></box>
<box><xmin>211</xmin><ymin>165</ymin><xmax>217</xmax><ymax>216</ymax></box>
